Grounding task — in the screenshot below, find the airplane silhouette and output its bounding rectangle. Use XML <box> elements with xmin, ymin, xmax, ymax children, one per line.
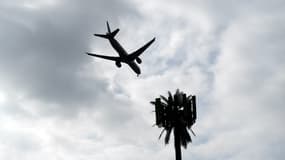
<box><xmin>86</xmin><ymin>21</ymin><xmax>155</xmax><ymax>76</ymax></box>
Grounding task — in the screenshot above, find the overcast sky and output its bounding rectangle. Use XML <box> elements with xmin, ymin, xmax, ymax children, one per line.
<box><xmin>0</xmin><ymin>0</ymin><xmax>285</xmax><ymax>160</ymax></box>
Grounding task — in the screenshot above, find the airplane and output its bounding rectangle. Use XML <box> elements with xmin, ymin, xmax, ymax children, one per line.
<box><xmin>86</xmin><ymin>21</ymin><xmax>155</xmax><ymax>76</ymax></box>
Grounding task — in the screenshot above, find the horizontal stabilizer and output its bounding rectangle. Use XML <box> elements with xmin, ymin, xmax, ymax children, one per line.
<box><xmin>94</xmin><ymin>21</ymin><xmax>120</xmax><ymax>39</ymax></box>
<box><xmin>110</xmin><ymin>28</ymin><xmax>120</xmax><ymax>37</ymax></box>
<box><xmin>94</xmin><ymin>34</ymin><xmax>109</xmax><ymax>39</ymax></box>
<box><xmin>94</xmin><ymin>28</ymin><xmax>119</xmax><ymax>39</ymax></box>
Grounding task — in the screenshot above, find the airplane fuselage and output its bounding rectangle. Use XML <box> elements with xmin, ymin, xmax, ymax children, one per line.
<box><xmin>108</xmin><ymin>38</ymin><xmax>141</xmax><ymax>75</ymax></box>
<box><xmin>109</xmin><ymin>38</ymin><xmax>128</xmax><ymax>57</ymax></box>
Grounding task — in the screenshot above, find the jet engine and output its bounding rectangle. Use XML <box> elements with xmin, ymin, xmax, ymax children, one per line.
<box><xmin>115</xmin><ymin>61</ymin><xmax>121</xmax><ymax>68</ymax></box>
<box><xmin>136</xmin><ymin>57</ymin><xmax>142</xmax><ymax>64</ymax></box>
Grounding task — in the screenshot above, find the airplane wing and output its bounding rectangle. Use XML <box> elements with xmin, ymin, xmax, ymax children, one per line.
<box><xmin>128</xmin><ymin>37</ymin><xmax>155</xmax><ymax>61</ymax></box>
<box><xmin>86</xmin><ymin>52</ymin><xmax>122</xmax><ymax>61</ymax></box>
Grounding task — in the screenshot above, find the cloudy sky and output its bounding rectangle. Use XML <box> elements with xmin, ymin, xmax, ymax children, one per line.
<box><xmin>0</xmin><ymin>0</ymin><xmax>285</xmax><ymax>159</ymax></box>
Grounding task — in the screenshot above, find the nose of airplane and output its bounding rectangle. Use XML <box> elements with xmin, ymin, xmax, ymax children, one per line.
<box><xmin>129</xmin><ymin>63</ymin><xmax>141</xmax><ymax>75</ymax></box>
<box><xmin>136</xmin><ymin>68</ymin><xmax>141</xmax><ymax>75</ymax></box>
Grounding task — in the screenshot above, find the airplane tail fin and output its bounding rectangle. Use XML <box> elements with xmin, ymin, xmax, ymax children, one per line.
<box><xmin>94</xmin><ymin>21</ymin><xmax>120</xmax><ymax>39</ymax></box>
<box><xmin>106</xmin><ymin>21</ymin><xmax>111</xmax><ymax>33</ymax></box>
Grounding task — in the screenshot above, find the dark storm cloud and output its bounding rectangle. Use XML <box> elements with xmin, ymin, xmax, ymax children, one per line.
<box><xmin>0</xmin><ymin>0</ymin><xmax>138</xmax><ymax>114</ymax></box>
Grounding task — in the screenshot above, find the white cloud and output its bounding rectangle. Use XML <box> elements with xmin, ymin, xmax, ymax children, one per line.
<box><xmin>0</xmin><ymin>0</ymin><xmax>284</xmax><ymax>160</ymax></box>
